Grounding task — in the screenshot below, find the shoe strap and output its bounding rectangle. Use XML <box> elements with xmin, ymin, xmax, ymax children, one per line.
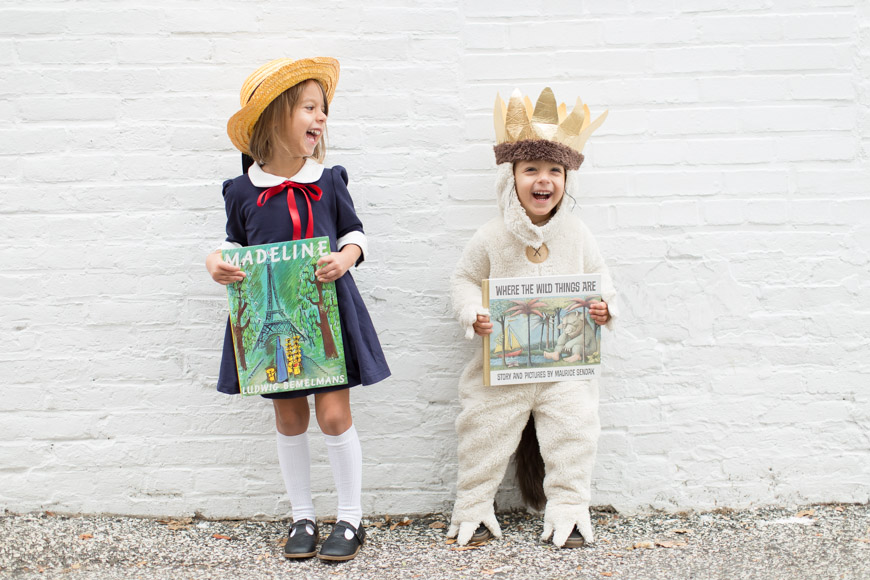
<box><xmin>292</xmin><ymin>519</ymin><xmax>317</xmax><ymax>533</ymax></box>
<box><xmin>333</xmin><ymin>520</ymin><xmax>365</xmax><ymax>545</ymax></box>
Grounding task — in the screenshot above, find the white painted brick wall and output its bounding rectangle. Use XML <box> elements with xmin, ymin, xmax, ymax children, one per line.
<box><xmin>1</xmin><ymin>0</ymin><xmax>867</xmax><ymax>519</ymax></box>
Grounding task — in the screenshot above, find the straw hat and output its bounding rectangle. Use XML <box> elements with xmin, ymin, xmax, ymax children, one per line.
<box><xmin>227</xmin><ymin>57</ymin><xmax>340</xmax><ymax>155</ymax></box>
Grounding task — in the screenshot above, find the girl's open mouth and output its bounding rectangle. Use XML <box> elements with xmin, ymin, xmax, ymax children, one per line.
<box><xmin>533</xmin><ymin>191</ymin><xmax>552</xmax><ymax>200</ymax></box>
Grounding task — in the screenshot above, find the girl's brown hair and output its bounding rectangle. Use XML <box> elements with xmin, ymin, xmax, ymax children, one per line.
<box><xmin>248</xmin><ymin>79</ymin><xmax>329</xmax><ymax>165</ymax></box>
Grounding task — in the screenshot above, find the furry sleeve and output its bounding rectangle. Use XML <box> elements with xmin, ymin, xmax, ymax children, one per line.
<box><xmin>579</xmin><ymin>221</ymin><xmax>618</xmax><ymax>330</ymax></box>
<box><xmin>451</xmin><ymin>228</ymin><xmax>492</xmax><ymax>339</ymax></box>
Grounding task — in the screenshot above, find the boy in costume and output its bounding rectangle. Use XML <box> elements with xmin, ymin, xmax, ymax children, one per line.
<box><xmin>448</xmin><ymin>88</ymin><xmax>617</xmax><ymax>548</ymax></box>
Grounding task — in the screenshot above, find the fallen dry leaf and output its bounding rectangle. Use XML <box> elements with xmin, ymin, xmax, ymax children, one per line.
<box><xmin>482</xmin><ymin>570</ymin><xmax>496</xmax><ymax>575</ymax></box>
<box><xmin>158</xmin><ymin>517</ymin><xmax>193</xmax><ymax>531</ymax></box>
<box><xmin>212</xmin><ymin>534</ymin><xmax>231</xmax><ymax>540</ymax></box>
<box><xmin>390</xmin><ymin>519</ymin><xmax>412</xmax><ymax>531</ymax></box>
<box><xmin>445</xmin><ymin>538</ymin><xmax>457</xmax><ymax>545</ymax></box>
<box><xmin>602</xmin><ymin>573</ymin><xmax>614</xmax><ymax>577</ymax></box>
<box><xmin>835</xmin><ymin>506</ymin><xmax>845</xmax><ymax>512</ymax></box>
<box><xmin>79</xmin><ymin>533</ymin><xmax>93</xmax><ymax>540</ymax></box>
<box><xmin>450</xmin><ymin>545</ymin><xmax>481</xmax><ymax>551</ymax></box>
<box><xmin>44</xmin><ymin>512</ymin><xmax>56</xmax><ymax>517</ymax></box>
<box><xmin>372</xmin><ymin>522</ymin><xmax>384</xmax><ymax>529</ymax></box>
<box><xmin>429</xmin><ymin>521</ymin><xmax>446</xmax><ymax>529</ymax></box>
<box><xmin>797</xmin><ymin>509</ymin><xmax>815</xmax><ymax>518</ymax></box>
<box><xmin>576</xmin><ymin>565</ymin><xmax>583</xmax><ymax>570</ymax></box>
<box><xmin>854</xmin><ymin>538</ymin><xmax>870</xmax><ymax>543</ymax></box>
<box><xmin>633</xmin><ymin>541</ymin><xmax>654</xmax><ymax>550</ymax></box>
<box><xmin>656</xmin><ymin>540</ymin><xmax>688</xmax><ymax>548</ymax></box>
<box><xmin>70</xmin><ymin>564</ymin><xmax>81</xmax><ymax>570</ymax></box>
<box><xmin>277</xmin><ymin>538</ymin><xmax>287</xmax><ymax>547</ymax></box>
<box><xmin>671</xmin><ymin>528</ymin><xmax>692</xmax><ymax>535</ymax></box>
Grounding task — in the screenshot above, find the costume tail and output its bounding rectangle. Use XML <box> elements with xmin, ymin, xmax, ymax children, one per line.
<box><xmin>515</xmin><ymin>415</ymin><xmax>546</xmax><ymax>510</ymax></box>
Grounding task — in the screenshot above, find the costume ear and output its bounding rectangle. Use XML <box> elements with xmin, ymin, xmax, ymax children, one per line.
<box><xmin>242</xmin><ymin>153</ymin><xmax>255</xmax><ymax>174</ymax></box>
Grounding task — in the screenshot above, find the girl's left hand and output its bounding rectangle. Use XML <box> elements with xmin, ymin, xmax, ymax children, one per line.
<box><xmin>589</xmin><ymin>301</ymin><xmax>610</xmax><ymax>325</ymax></box>
<box><xmin>315</xmin><ymin>245</ymin><xmax>361</xmax><ymax>283</ymax></box>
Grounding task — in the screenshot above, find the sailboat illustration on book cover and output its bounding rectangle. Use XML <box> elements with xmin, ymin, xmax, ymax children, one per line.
<box><xmin>482</xmin><ymin>274</ymin><xmax>603</xmax><ymax>386</ymax></box>
<box><xmin>222</xmin><ymin>238</ymin><xmax>348</xmax><ymax>396</ymax></box>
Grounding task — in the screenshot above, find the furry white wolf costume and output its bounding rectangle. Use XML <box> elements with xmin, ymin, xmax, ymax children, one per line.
<box><xmin>447</xmin><ymin>90</ymin><xmax>617</xmax><ymax>548</ymax></box>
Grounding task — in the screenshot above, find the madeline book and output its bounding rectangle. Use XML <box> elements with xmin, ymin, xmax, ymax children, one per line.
<box><xmin>482</xmin><ymin>274</ymin><xmax>603</xmax><ymax>387</ymax></box>
<box><xmin>222</xmin><ymin>237</ymin><xmax>348</xmax><ymax>396</ymax></box>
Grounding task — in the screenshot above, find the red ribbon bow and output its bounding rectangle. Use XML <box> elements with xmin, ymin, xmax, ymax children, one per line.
<box><xmin>257</xmin><ymin>181</ymin><xmax>323</xmax><ymax>240</ymax></box>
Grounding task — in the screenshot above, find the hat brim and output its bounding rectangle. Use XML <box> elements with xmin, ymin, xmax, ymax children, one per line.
<box><xmin>494</xmin><ymin>139</ymin><xmax>584</xmax><ymax>170</ymax></box>
<box><xmin>227</xmin><ymin>57</ymin><xmax>339</xmax><ymax>155</ymax></box>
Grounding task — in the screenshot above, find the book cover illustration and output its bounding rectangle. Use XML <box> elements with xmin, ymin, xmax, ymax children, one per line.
<box><xmin>482</xmin><ymin>274</ymin><xmax>603</xmax><ymax>386</ymax></box>
<box><xmin>222</xmin><ymin>237</ymin><xmax>347</xmax><ymax>396</ymax></box>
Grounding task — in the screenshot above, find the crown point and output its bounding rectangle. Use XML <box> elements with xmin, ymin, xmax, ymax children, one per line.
<box><xmin>494</xmin><ymin>88</ymin><xmax>607</xmax><ymax>160</ymax></box>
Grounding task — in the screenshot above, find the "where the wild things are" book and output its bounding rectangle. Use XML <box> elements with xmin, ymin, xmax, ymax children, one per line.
<box><xmin>482</xmin><ymin>274</ymin><xmax>603</xmax><ymax>386</ymax></box>
<box><xmin>223</xmin><ymin>238</ymin><xmax>347</xmax><ymax>396</ymax></box>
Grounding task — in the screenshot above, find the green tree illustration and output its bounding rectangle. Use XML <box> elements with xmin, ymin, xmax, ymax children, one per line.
<box><xmin>298</xmin><ymin>261</ymin><xmax>339</xmax><ymax>359</ymax></box>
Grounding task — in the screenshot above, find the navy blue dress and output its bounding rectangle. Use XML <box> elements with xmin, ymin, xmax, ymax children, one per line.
<box><xmin>216</xmin><ymin>165</ymin><xmax>391</xmax><ymax>398</ymax></box>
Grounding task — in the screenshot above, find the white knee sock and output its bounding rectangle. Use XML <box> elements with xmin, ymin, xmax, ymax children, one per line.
<box><xmin>323</xmin><ymin>424</ymin><xmax>362</xmax><ymax>529</ymax></box>
<box><xmin>275</xmin><ymin>431</ymin><xmax>316</xmax><ymax>523</ymax></box>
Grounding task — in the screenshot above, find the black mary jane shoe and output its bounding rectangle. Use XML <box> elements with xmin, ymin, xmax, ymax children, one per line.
<box><xmin>284</xmin><ymin>519</ymin><xmax>319</xmax><ymax>559</ymax></box>
<box><xmin>561</xmin><ymin>526</ymin><xmax>586</xmax><ymax>549</ymax></box>
<box><xmin>317</xmin><ymin>520</ymin><xmax>366</xmax><ymax>562</ymax></box>
<box><xmin>469</xmin><ymin>523</ymin><xmax>494</xmax><ymax>544</ymax></box>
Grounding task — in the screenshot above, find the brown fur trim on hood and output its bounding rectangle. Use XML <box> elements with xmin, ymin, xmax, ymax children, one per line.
<box><xmin>494</xmin><ymin>139</ymin><xmax>584</xmax><ymax>170</ymax></box>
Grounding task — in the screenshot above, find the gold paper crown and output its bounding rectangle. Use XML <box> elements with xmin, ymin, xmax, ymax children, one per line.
<box><xmin>493</xmin><ymin>87</ymin><xmax>608</xmax><ymax>170</ymax></box>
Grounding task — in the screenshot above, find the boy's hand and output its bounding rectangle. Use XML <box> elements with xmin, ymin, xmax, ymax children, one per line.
<box><xmin>316</xmin><ymin>244</ymin><xmax>361</xmax><ymax>283</ymax></box>
<box><xmin>589</xmin><ymin>301</ymin><xmax>610</xmax><ymax>325</ymax></box>
<box><xmin>473</xmin><ymin>314</ymin><xmax>493</xmax><ymax>336</ymax></box>
<box><xmin>207</xmin><ymin>250</ymin><xmax>245</xmax><ymax>285</ymax></box>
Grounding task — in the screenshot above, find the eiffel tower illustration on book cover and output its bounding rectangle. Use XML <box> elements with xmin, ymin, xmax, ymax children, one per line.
<box><xmin>223</xmin><ymin>237</ymin><xmax>348</xmax><ymax>396</ymax></box>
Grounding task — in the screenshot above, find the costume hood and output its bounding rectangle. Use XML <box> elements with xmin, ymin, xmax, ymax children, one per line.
<box><xmin>495</xmin><ymin>163</ymin><xmax>582</xmax><ymax>249</ymax></box>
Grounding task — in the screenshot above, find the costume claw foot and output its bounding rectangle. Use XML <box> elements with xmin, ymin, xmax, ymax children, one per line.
<box><xmin>447</xmin><ymin>516</ymin><xmax>501</xmax><ymax>546</ymax></box>
<box><xmin>563</xmin><ymin>354</ymin><xmax>582</xmax><ymax>363</ymax></box>
<box><xmin>541</xmin><ymin>505</ymin><xmax>594</xmax><ymax>547</ymax></box>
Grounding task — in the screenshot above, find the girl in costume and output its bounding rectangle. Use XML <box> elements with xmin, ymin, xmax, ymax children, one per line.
<box><xmin>447</xmin><ymin>88</ymin><xmax>616</xmax><ymax>548</ymax></box>
<box><xmin>206</xmin><ymin>57</ymin><xmax>390</xmax><ymax>561</ymax></box>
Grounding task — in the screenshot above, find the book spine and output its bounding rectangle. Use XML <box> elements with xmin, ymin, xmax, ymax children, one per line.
<box><xmin>482</xmin><ymin>279</ymin><xmax>490</xmax><ymax>387</ymax></box>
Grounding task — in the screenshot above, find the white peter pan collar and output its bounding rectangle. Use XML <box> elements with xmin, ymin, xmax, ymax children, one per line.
<box><xmin>248</xmin><ymin>158</ymin><xmax>325</xmax><ymax>186</ymax></box>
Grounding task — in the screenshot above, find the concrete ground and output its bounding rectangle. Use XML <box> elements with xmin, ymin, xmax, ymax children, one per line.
<box><xmin>1</xmin><ymin>504</ymin><xmax>868</xmax><ymax>579</ymax></box>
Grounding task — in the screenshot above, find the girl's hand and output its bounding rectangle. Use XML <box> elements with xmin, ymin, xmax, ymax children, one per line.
<box><xmin>473</xmin><ymin>314</ymin><xmax>493</xmax><ymax>336</ymax></box>
<box><xmin>316</xmin><ymin>244</ymin><xmax>361</xmax><ymax>283</ymax></box>
<box><xmin>206</xmin><ymin>250</ymin><xmax>245</xmax><ymax>285</ymax></box>
<box><xmin>589</xmin><ymin>300</ymin><xmax>610</xmax><ymax>325</ymax></box>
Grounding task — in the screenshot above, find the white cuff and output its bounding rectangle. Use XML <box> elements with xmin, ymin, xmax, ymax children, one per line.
<box><xmin>216</xmin><ymin>240</ymin><xmax>242</xmax><ymax>252</ymax></box>
<box><xmin>337</xmin><ymin>231</ymin><xmax>367</xmax><ymax>265</ymax></box>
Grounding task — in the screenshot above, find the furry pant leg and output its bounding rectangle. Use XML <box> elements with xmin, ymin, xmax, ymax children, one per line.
<box><xmin>448</xmin><ymin>372</ymin><xmax>534</xmax><ymax>545</ymax></box>
<box><xmin>534</xmin><ymin>380</ymin><xmax>600</xmax><ymax>546</ymax></box>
